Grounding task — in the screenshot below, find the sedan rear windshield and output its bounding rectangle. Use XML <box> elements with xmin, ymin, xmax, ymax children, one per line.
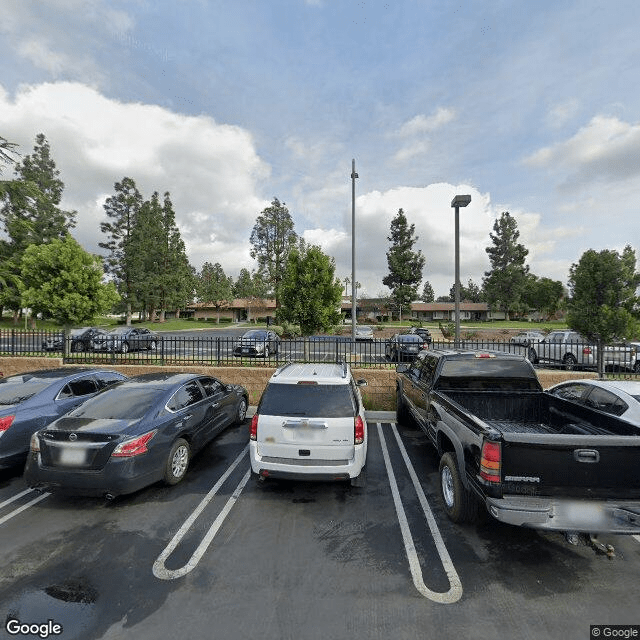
<box><xmin>259</xmin><ymin>384</ymin><xmax>356</xmax><ymax>418</ymax></box>
<box><xmin>70</xmin><ymin>387</ymin><xmax>165</xmax><ymax>420</ymax></box>
<box><xmin>398</xmin><ymin>335</ymin><xmax>422</xmax><ymax>343</ymax></box>
<box><xmin>0</xmin><ymin>377</ymin><xmax>51</xmax><ymax>405</ymax></box>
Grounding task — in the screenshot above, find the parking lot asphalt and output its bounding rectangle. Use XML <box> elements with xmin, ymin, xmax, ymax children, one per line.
<box><xmin>0</xmin><ymin>416</ymin><xmax>638</xmax><ymax>640</ymax></box>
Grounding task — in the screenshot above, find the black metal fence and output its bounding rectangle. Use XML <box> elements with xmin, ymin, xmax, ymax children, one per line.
<box><xmin>1</xmin><ymin>330</ymin><xmax>638</xmax><ymax>375</ymax></box>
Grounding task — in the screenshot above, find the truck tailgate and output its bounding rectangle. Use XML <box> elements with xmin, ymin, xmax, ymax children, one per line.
<box><xmin>500</xmin><ymin>433</ymin><xmax>640</xmax><ymax>499</ymax></box>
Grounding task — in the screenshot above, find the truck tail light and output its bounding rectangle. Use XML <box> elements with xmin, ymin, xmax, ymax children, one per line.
<box><xmin>354</xmin><ymin>416</ymin><xmax>365</xmax><ymax>444</ymax></box>
<box><xmin>480</xmin><ymin>441</ymin><xmax>501</xmax><ymax>483</ymax></box>
<box><xmin>250</xmin><ymin>414</ymin><xmax>258</xmax><ymax>441</ymax></box>
<box><xmin>111</xmin><ymin>430</ymin><xmax>156</xmax><ymax>458</ymax></box>
<box><xmin>0</xmin><ymin>415</ymin><xmax>15</xmax><ymax>435</ymax></box>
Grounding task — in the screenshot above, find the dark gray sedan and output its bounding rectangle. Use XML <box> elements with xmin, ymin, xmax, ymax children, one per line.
<box><xmin>91</xmin><ymin>326</ymin><xmax>161</xmax><ymax>353</ymax></box>
<box><xmin>0</xmin><ymin>368</ymin><xmax>128</xmax><ymax>469</ymax></box>
<box><xmin>24</xmin><ymin>372</ymin><xmax>249</xmax><ymax>498</ymax></box>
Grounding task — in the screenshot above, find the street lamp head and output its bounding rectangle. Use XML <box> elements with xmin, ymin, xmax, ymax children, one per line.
<box><xmin>451</xmin><ymin>194</ymin><xmax>471</xmax><ymax>208</ymax></box>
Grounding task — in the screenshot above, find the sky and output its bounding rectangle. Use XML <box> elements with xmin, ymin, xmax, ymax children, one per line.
<box><xmin>1</xmin><ymin>0</ymin><xmax>639</xmax><ymax>300</ymax></box>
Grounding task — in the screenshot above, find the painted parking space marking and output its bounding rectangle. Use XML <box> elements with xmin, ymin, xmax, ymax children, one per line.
<box><xmin>0</xmin><ymin>488</ymin><xmax>50</xmax><ymax>526</ymax></box>
<box><xmin>634</xmin><ymin>535</ymin><xmax>640</xmax><ymax>544</ymax></box>
<box><xmin>153</xmin><ymin>445</ymin><xmax>250</xmax><ymax>580</ymax></box>
<box><xmin>377</xmin><ymin>422</ymin><xmax>463</xmax><ymax>604</ymax></box>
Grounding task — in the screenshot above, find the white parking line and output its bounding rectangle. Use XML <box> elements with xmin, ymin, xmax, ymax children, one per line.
<box><xmin>634</xmin><ymin>535</ymin><xmax>640</xmax><ymax>544</ymax></box>
<box><xmin>153</xmin><ymin>445</ymin><xmax>250</xmax><ymax>580</ymax></box>
<box><xmin>0</xmin><ymin>489</ymin><xmax>50</xmax><ymax>526</ymax></box>
<box><xmin>377</xmin><ymin>423</ymin><xmax>463</xmax><ymax>604</ymax></box>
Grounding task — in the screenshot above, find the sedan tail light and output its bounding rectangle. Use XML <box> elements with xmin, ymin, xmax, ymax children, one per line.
<box><xmin>30</xmin><ymin>432</ymin><xmax>40</xmax><ymax>452</ymax></box>
<box><xmin>354</xmin><ymin>416</ymin><xmax>365</xmax><ymax>444</ymax></box>
<box><xmin>111</xmin><ymin>430</ymin><xmax>156</xmax><ymax>458</ymax></box>
<box><xmin>0</xmin><ymin>415</ymin><xmax>15</xmax><ymax>436</ymax></box>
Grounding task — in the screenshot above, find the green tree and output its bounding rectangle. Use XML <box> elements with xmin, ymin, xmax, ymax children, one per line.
<box><xmin>0</xmin><ymin>136</ymin><xmax>19</xmax><ymax>170</ymax></box>
<box><xmin>0</xmin><ymin>134</ymin><xmax>76</xmax><ymax>319</ymax></box>
<box><xmin>448</xmin><ymin>278</ymin><xmax>484</xmax><ymax>303</ymax></box>
<box><xmin>382</xmin><ymin>208</ymin><xmax>425</xmax><ymax>321</ymax></box>
<box><xmin>249</xmin><ymin>197</ymin><xmax>297</xmax><ymax>309</ymax></box>
<box><xmin>20</xmin><ymin>235</ymin><xmax>120</xmax><ymax>327</ymax></box>
<box><xmin>197</xmin><ymin>262</ymin><xmax>234</xmax><ymax>323</ymax></box>
<box><xmin>421</xmin><ymin>281</ymin><xmax>435</xmax><ymax>303</ymax></box>
<box><xmin>522</xmin><ymin>275</ymin><xmax>565</xmax><ymax>320</ymax></box>
<box><xmin>99</xmin><ymin>177</ymin><xmax>143</xmax><ymax>325</ymax></box>
<box><xmin>567</xmin><ymin>247</ymin><xmax>640</xmax><ymax>373</ymax></box>
<box><xmin>279</xmin><ymin>244</ymin><xmax>343</xmax><ymax>336</ymax></box>
<box><xmin>483</xmin><ymin>211</ymin><xmax>529</xmax><ymax>319</ymax></box>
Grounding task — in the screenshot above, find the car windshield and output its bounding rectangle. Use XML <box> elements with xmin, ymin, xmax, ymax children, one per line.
<box><xmin>398</xmin><ymin>335</ymin><xmax>421</xmax><ymax>343</ymax></box>
<box><xmin>242</xmin><ymin>331</ymin><xmax>267</xmax><ymax>339</ymax></box>
<box><xmin>0</xmin><ymin>376</ymin><xmax>52</xmax><ymax>404</ymax></box>
<box><xmin>70</xmin><ymin>387</ymin><xmax>164</xmax><ymax>420</ymax></box>
<box><xmin>108</xmin><ymin>327</ymin><xmax>130</xmax><ymax>335</ymax></box>
<box><xmin>259</xmin><ymin>384</ymin><xmax>356</xmax><ymax>418</ymax></box>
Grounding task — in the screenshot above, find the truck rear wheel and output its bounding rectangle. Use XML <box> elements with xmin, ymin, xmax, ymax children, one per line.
<box><xmin>439</xmin><ymin>452</ymin><xmax>479</xmax><ymax>524</ymax></box>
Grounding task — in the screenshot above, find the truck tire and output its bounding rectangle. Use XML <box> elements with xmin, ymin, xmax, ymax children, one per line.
<box><xmin>396</xmin><ymin>389</ymin><xmax>410</xmax><ymax>424</ymax></box>
<box><xmin>439</xmin><ymin>452</ymin><xmax>479</xmax><ymax>524</ymax></box>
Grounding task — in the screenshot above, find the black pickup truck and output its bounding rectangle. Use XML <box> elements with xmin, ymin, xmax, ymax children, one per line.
<box><xmin>395</xmin><ymin>348</ymin><xmax>640</xmax><ymax>534</ymax></box>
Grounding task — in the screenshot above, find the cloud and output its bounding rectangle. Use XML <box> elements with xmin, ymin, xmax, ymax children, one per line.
<box><xmin>398</xmin><ymin>108</ymin><xmax>456</xmax><ymax>137</ymax></box>
<box><xmin>545</xmin><ymin>99</ymin><xmax>580</xmax><ymax>129</ymax></box>
<box><xmin>0</xmin><ymin>1</ymin><xmax>135</xmax><ymax>87</ymax></box>
<box><xmin>0</xmin><ymin>81</ymin><xmax>270</xmax><ymax>275</ymax></box>
<box><xmin>391</xmin><ymin>107</ymin><xmax>455</xmax><ymax>164</ymax></box>
<box><xmin>524</xmin><ymin>115</ymin><xmax>640</xmax><ymax>188</ymax></box>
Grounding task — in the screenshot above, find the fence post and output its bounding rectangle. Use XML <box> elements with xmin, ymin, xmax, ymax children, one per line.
<box><xmin>11</xmin><ymin>329</ymin><xmax>15</xmax><ymax>356</ymax></box>
<box><xmin>216</xmin><ymin>337</ymin><xmax>220</xmax><ymax>365</ymax></box>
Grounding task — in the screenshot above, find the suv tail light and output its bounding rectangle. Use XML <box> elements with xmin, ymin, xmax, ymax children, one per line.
<box><xmin>250</xmin><ymin>414</ymin><xmax>258</xmax><ymax>441</ymax></box>
<box><xmin>354</xmin><ymin>416</ymin><xmax>365</xmax><ymax>444</ymax></box>
<box><xmin>0</xmin><ymin>415</ymin><xmax>15</xmax><ymax>436</ymax></box>
<box><xmin>111</xmin><ymin>430</ymin><xmax>156</xmax><ymax>458</ymax></box>
<box><xmin>479</xmin><ymin>441</ymin><xmax>501</xmax><ymax>483</ymax></box>
<box><xmin>582</xmin><ymin>346</ymin><xmax>592</xmax><ymax>355</ymax></box>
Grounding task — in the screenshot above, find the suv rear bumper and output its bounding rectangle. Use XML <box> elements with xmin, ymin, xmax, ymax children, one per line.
<box><xmin>486</xmin><ymin>495</ymin><xmax>640</xmax><ymax>534</ymax></box>
<box><xmin>249</xmin><ymin>441</ymin><xmax>366</xmax><ymax>480</ymax></box>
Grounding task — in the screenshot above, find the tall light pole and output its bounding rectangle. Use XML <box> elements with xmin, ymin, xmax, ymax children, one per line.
<box><xmin>451</xmin><ymin>194</ymin><xmax>471</xmax><ymax>347</ymax></box>
<box><xmin>351</xmin><ymin>159</ymin><xmax>358</xmax><ymax>344</ymax></box>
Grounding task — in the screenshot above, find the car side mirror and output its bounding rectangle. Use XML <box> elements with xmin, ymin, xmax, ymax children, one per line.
<box><xmin>356</xmin><ymin>379</ymin><xmax>367</xmax><ymax>387</ymax></box>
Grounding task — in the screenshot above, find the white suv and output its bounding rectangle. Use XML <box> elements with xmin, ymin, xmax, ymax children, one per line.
<box><xmin>249</xmin><ymin>362</ymin><xmax>367</xmax><ymax>483</ymax></box>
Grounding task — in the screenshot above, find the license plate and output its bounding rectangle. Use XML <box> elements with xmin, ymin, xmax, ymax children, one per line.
<box><xmin>242</xmin><ymin>348</ymin><xmax>251</xmax><ymax>353</ymax></box>
<box><xmin>59</xmin><ymin>447</ymin><xmax>87</xmax><ymax>466</ymax></box>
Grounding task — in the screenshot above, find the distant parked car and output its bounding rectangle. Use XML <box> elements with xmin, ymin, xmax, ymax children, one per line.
<box><xmin>91</xmin><ymin>326</ymin><xmax>160</xmax><ymax>353</ymax></box>
<box><xmin>233</xmin><ymin>330</ymin><xmax>280</xmax><ymax>358</ymax></box>
<box><xmin>509</xmin><ymin>330</ymin><xmax>545</xmax><ymax>347</ymax></box>
<box><xmin>354</xmin><ymin>325</ymin><xmax>374</xmax><ymax>341</ymax></box>
<box><xmin>0</xmin><ymin>368</ymin><xmax>127</xmax><ymax>469</ymax></box>
<box><xmin>25</xmin><ymin>372</ymin><xmax>249</xmax><ymax>498</ymax></box>
<box><xmin>409</xmin><ymin>327</ymin><xmax>432</xmax><ymax>344</ymax></box>
<box><xmin>529</xmin><ymin>330</ymin><xmax>634</xmax><ymax>371</ymax></box>
<box><xmin>42</xmin><ymin>327</ymin><xmax>108</xmax><ymax>353</ymax></box>
<box><xmin>385</xmin><ymin>334</ymin><xmax>427</xmax><ymax>362</ymax></box>
<box><xmin>547</xmin><ymin>379</ymin><xmax>640</xmax><ymax>427</ymax></box>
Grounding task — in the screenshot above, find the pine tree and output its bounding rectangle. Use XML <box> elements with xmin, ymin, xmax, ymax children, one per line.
<box><xmin>382</xmin><ymin>208</ymin><xmax>425</xmax><ymax>321</ymax></box>
<box><xmin>249</xmin><ymin>197</ymin><xmax>297</xmax><ymax>308</ymax></box>
<box><xmin>0</xmin><ymin>133</ymin><xmax>76</xmax><ymax>318</ymax></box>
<box><xmin>482</xmin><ymin>212</ymin><xmax>529</xmax><ymax>319</ymax></box>
<box><xmin>99</xmin><ymin>177</ymin><xmax>143</xmax><ymax>325</ymax></box>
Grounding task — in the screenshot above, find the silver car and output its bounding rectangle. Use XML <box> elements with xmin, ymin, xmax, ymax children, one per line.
<box><xmin>547</xmin><ymin>379</ymin><xmax>640</xmax><ymax>427</ymax></box>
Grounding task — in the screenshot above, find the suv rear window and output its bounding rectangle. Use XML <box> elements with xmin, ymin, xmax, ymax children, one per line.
<box><xmin>259</xmin><ymin>383</ymin><xmax>356</xmax><ymax>418</ymax></box>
